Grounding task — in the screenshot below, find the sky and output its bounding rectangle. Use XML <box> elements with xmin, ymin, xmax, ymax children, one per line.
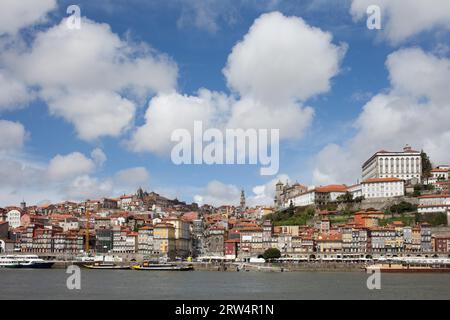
<box><xmin>0</xmin><ymin>0</ymin><xmax>449</xmax><ymax>207</ymax></box>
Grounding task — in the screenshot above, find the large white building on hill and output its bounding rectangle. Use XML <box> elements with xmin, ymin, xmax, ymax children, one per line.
<box><xmin>362</xmin><ymin>145</ymin><xmax>422</xmax><ymax>184</ymax></box>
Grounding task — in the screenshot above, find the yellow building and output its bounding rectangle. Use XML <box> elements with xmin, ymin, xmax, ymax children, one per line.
<box><xmin>153</xmin><ymin>223</ymin><xmax>176</xmax><ymax>259</ymax></box>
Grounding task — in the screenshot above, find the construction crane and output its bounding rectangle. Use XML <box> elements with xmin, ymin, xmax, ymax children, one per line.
<box><xmin>85</xmin><ymin>209</ymin><xmax>90</xmax><ymax>253</ymax></box>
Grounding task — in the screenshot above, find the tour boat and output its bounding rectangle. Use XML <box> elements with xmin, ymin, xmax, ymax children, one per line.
<box><xmin>0</xmin><ymin>256</ymin><xmax>20</xmax><ymax>268</ymax></box>
<box><xmin>0</xmin><ymin>255</ymin><xmax>54</xmax><ymax>269</ymax></box>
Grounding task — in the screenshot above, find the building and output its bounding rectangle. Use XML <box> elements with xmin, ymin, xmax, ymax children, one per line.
<box><xmin>341</xmin><ymin>226</ymin><xmax>368</xmax><ymax>254</ymax></box>
<box><xmin>6</xmin><ymin>209</ymin><xmax>22</xmax><ymax>229</ymax></box>
<box><xmin>285</xmin><ymin>185</ymin><xmax>348</xmax><ymax>208</ymax></box>
<box><xmin>361</xmin><ymin>178</ymin><xmax>405</xmax><ymax>199</ymax></box>
<box><xmin>432</xmin><ymin>235</ymin><xmax>450</xmax><ymax>253</ymax></box>
<box><xmin>205</xmin><ymin>226</ymin><xmax>225</xmax><ymax>257</ymax></box>
<box><xmin>316</xmin><ymin>233</ymin><xmax>342</xmax><ymax>253</ymax></box>
<box><xmin>164</xmin><ymin>217</ymin><xmax>191</xmax><ymax>258</ymax></box>
<box><xmin>274</xmin><ymin>181</ymin><xmax>308</xmax><ymax>209</ymax></box>
<box><xmin>418</xmin><ymin>194</ymin><xmax>450</xmax><ymax>214</ymax></box>
<box><xmin>95</xmin><ymin>228</ymin><xmax>113</xmax><ymax>254</ymax></box>
<box><xmin>428</xmin><ymin>166</ymin><xmax>450</xmax><ymax>184</ymax></box>
<box><xmin>239</xmin><ymin>227</ymin><xmax>264</xmax><ymax>258</ymax></box>
<box><xmin>362</xmin><ymin>145</ymin><xmax>421</xmax><ymax>184</ymax></box>
<box><xmin>153</xmin><ymin>223</ymin><xmax>176</xmax><ymax>259</ymax></box>
<box><xmin>0</xmin><ymin>221</ymin><xmax>8</xmax><ymax>239</ymax></box>
<box><xmin>138</xmin><ymin>226</ymin><xmax>154</xmax><ymax>255</ymax></box>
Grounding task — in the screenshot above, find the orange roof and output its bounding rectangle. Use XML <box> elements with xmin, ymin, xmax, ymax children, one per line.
<box><xmin>419</xmin><ymin>194</ymin><xmax>450</xmax><ymax>199</ymax></box>
<box><xmin>431</xmin><ymin>168</ymin><xmax>450</xmax><ymax>172</ymax></box>
<box><xmin>315</xmin><ymin>184</ymin><xmax>347</xmax><ymax>193</ymax></box>
<box><xmin>363</xmin><ymin>177</ymin><xmax>403</xmax><ymax>183</ymax></box>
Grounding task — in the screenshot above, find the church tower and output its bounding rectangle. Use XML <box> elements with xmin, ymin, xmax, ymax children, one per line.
<box><xmin>240</xmin><ymin>189</ymin><xmax>246</xmax><ymax>213</ymax></box>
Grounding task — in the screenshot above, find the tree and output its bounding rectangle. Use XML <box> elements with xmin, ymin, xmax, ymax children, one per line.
<box><xmin>421</xmin><ymin>151</ymin><xmax>433</xmax><ymax>183</ymax></box>
<box><xmin>337</xmin><ymin>192</ymin><xmax>353</xmax><ymax>203</ymax></box>
<box><xmin>263</xmin><ymin>248</ymin><xmax>281</xmax><ymax>260</ymax></box>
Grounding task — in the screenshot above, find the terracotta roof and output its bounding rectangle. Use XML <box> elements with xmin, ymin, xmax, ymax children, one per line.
<box><xmin>315</xmin><ymin>184</ymin><xmax>348</xmax><ymax>193</ymax></box>
<box><xmin>363</xmin><ymin>177</ymin><xmax>403</xmax><ymax>183</ymax></box>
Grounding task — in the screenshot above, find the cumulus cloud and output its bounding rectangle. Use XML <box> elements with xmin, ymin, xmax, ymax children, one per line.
<box><xmin>128</xmin><ymin>89</ymin><xmax>232</xmax><ymax>154</ymax></box>
<box><xmin>63</xmin><ymin>175</ymin><xmax>114</xmax><ymax>201</ymax></box>
<box><xmin>0</xmin><ymin>72</ymin><xmax>34</xmax><ymax>111</ymax></box>
<box><xmin>350</xmin><ymin>0</ymin><xmax>450</xmax><ymax>44</ymax></box>
<box><xmin>130</xmin><ymin>12</ymin><xmax>345</xmax><ymax>157</ymax></box>
<box><xmin>0</xmin><ymin>0</ymin><xmax>57</xmax><ymax>35</ymax></box>
<box><xmin>0</xmin><ymin>120</ymin><xmax>27</xmax><ymax>152</ymax></box>
<box><xmin>312</xmin><ymin>48</ymin><xmax>450</xmax><ymax>185</ymax></box>
<box><xmin>1</xmin><ymin>17</ymin><xmax>178</xmax><ymax>140</ymax></box>
<box><xmin>91</xmin><ymin>148</ymin><xmax>107</xmax><ymax>167</ymax></box>
<box><xmin>194</xmin><ymin>174</ymin><xmax>290</xmax><ymax>207</ymax></box>
<box><xmin>248</xmin><ymin>174</ymin><xmax>290</xmax><ymax>206</ymax></box>
<box><xmin>47</xmin><ymin>152</ymin><xmax>96</xmax><ymax>182</ymax></box>
<box><xmin>194</xmin><ymin>180</ymin><xmax>241</xmax><ymax>207</ymax></box>
<box><xmin>224</xmin><ymin>12</ymin><xmax>345</xmax><ymax>104</ymax></box>
<box><xmin>114</xmin><ymin>167</ymin><xmax>150</xmax><ymax>190</ymax></box>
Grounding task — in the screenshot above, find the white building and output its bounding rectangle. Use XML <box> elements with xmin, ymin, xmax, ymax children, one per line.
<box><xmin>418</xmin><ymin>194</ymin><xmax>450</xmax><ymax>214</ymax></box>
<box><xmin>6</xmin><ymin>210</ymin><xmax>21</xmax><ymax>229</ymax></box>
<box><xmin>427</xmin><ymin>166</ymin><xmax>450</xmax><ymax>185</ymax></box>
<box><xmin>362</xmin><ymin>145</ymin><xmax>422</xmax><ymax>183</ymax></box>
<box><xmin>347</xmin><ymin>184</ymin><xmax>362</xmax><ymax>199</ymax></box>
<box><xmin>361</xmin><ymin>178</ymin><xmax>405</xmax><ymax>199</ymax></box>
<box><xmin>286</xmin><ymin>185</ymin><xmax>348</xmax><ymax>207</ymax></box>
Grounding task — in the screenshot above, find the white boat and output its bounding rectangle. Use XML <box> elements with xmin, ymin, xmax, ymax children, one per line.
<box><xmin>0</xmin><ymin>256</ymin><xmax>20</xmax><ymax>268</ymax></box>
<box><xmin>0</xmin><ymin>255</ymin><xmax>54</xmax><ymax>269</ymax></box>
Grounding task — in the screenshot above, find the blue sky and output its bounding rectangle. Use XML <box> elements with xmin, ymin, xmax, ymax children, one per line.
<box><xmin>0</xmin><ymin>0</ymin><xmax>449</xmax><ymax>207</ymax></box>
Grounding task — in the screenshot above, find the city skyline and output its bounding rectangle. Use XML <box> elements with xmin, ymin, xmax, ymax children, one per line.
<box><xmin>1</xmin><ymin>0</ymin><xmax>450</xmax><ymax>208</ymax></box>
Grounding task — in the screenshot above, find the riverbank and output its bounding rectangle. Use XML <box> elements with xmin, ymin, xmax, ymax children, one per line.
<box><xmin>49</xmin><ymin>261</ymin><xmax>365</xmax><ymax>272</ymax></box>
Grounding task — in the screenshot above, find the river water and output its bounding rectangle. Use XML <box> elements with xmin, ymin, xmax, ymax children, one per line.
<box><xmin>0</xmin><ymin>269</ymin><xmax>449</xmax><ymax>300</ymax></box>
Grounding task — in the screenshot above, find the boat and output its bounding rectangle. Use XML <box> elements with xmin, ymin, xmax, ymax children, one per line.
<box><xmin>83</xmin><ymin>262</ymin><xmax>130</xmax><ymax>270</ymax></box>
<box><xmin>132</xmin><ymin>262</ymin><xmax>193</xmax><ymax>271</ymax></box>
<box><xmin>1</xmin><ymin>255</ymin><xmax>54</xmax><ymax>269</ymax></box>
<box><xmin>0</xmin><ymin>256</ymin><xmax>21</xmax><ymax>268</ymax></box>
<box><xmin>366</xmin><ymin>263</ymin><xmax>450</xmax><ymax>273</ymax></box>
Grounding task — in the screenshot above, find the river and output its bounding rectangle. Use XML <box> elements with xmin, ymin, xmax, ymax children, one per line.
<box><xmin>0</xmin><ymin>269</ymin><xmax>449</xmax><ymax>299</ymax></box>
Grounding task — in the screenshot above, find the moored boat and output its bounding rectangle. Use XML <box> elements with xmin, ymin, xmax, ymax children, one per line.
<box><xmin>366</xmin><ymin>263</ymin><xmax>450</xmax><ymax>273</ymax></box>
<box><xmin>132</xmin><ymin>262</ymin><xmax>193</xmax><ymax>271</ymax></box>
<box><xmin>1</xmin><ymin>255</ymin><xmax>54</xmax><ymax>269</ymax></box>
<box><xmin>83</xmin><ymin>262</ymin><xmax>130</xmax><ymax>270</ymax></box>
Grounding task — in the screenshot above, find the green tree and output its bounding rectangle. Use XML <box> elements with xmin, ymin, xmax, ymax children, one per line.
<box><xmin>263</xmin><ymin>248</ymin><xmax>281</xmax><ymax>260</ymax></box>
<box><xmin>421</xmin><ymin>151</ymin><xmax>433</xmax><ymax>183</ymax></box>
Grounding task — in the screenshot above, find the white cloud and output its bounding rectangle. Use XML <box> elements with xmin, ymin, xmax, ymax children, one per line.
<box><xmin>0</xmin><ymin>120</ymin><xmax>27</xmax><ymax>152</ymax></box>
<box><xmin>0</xmin><ymin>71</ymin><xmax>34</xmax><ymax>111</ymax></box>
<box><xmin>2</xmin><ymin>17</ymin><xmax>178</xmax><ymax>140</ymax></box>
<box><xmin>248</xmin><ymin>174</ymin><xmax>290</xmax><ymax>206</ymax></box>
<box><xmin>47</xmin><ymin>152</ymin><xmax>96</xmax><ymax>182</ymax></box>
<box><xmin>194</xmin><ymin>180</ymin><xmax>241</xmax><ymax>207</ymax></box>
<box><xmin>224</xmin><ymin>11</ymin><xmax>346</xmax><ymax>104</ymax></box>
<box><xmin>114</xmin><ymin>167</ymin><xmax>150</xmax><ymax>189</ymax></box>
<box><xmin>91</xmin><ymin>148</ymin><xmax>107</xmax><ymax>167</ymax></box>
<box><xmin>63</xmin><ymin>175</ymin><xmax>114</xmax><ymax>201</ymax></box>
<box><xmin>130</xmin><ymin>12</ymin><xmax>344</xmax><ymax>155</ymax></box>
<box><xmin>312</xmin><ymin>48</ymin><xmax>450</xmax><ymax>185</ymax></box>
<box><xmin>350</xmin><ymin>0</ymin><xmax>450</xmax><ymax>44</ymax></box>
<box><xmin>128</xmin><ymin>89</ymin><xmax>232</xmax><ymax>154</ymax></box>
<box><xmin>0</xmin><ymin>0</ymin><xmax>57</xmax><ymax>35</ymax></box>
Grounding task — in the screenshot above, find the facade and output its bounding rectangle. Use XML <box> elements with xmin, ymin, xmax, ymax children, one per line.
<box><xmin>205</xmin><ymin>226</ymin><xmax>225</xmax><ymax>257</ymax></box>
<box><xmin>362</xmin><ymin>145</ymin><xmax>421</xmax><ymax>183</ymax></box>
<box><xmin>164</xmin><ymin>217</ymin><xmax>191</xmax><ymax>258</ymax></box>
<box><xmin>274</xmin><ymin>181</ymin><xmax>308</xmax><ymax>209</ymax></box>
<box><xmin>6</xmin><ymin>209</ymin><xmax>21</xmax><ymax>229</ymax></box>
<box><xmin>153</xmin><ymin>223</ymin><xmax>176</xmax><ymax>259</ymax></box>
<box><xmin>418</xmin><ymin>194</ymin><xmax>450</xmax><ymax>214</ymax></box>
<box><xmin>285</xmin><ymin>185</ymin><xmax>348</xmax><ymax>208</ymax></box>
<box><xmin>95</xmin><ymin>228</ymin><xmax>113</xmax><ymax>254</ymax></box>
<box><xmin>137</xmin><ymin>226</ymin><xmax>154</xmax><ymax>255</ymax></box>
<box><xmin>361</xmin><ymin>178</ymin><xmax>405</xmax><ymax>199</ymax></box>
